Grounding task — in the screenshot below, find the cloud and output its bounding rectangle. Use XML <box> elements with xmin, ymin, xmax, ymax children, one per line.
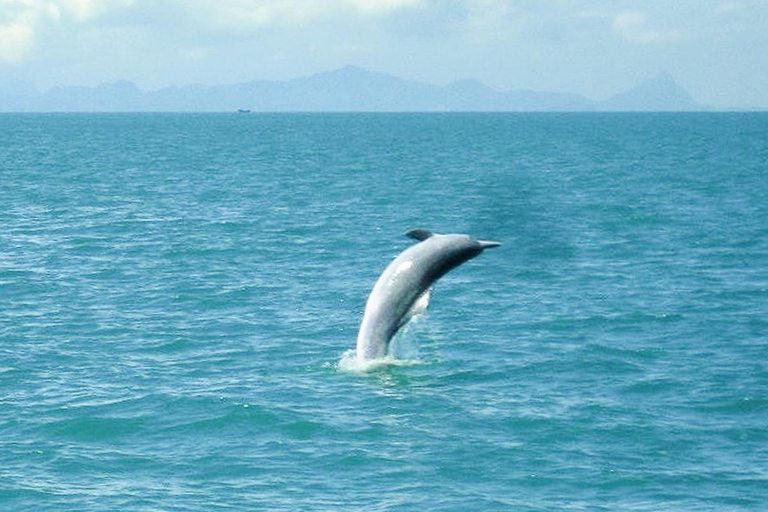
<box><xmin>346</xmin><ymin>0</ymin><xmax>423</xmax><ymax>17</ymax></box>
<box><xmin>0</xmin><ymin>19</ymin><xmax>34</xmax><ymax>64</ymax></box>
<box><xmin>462</xmin><ymin>0</ymin><xmax>523</xmax><ymax>43</ymax></box>
<box><xmin>185</xmin><ymin>0</ymin><xmax>324</xmax><ymax>32</ymax></box>
<box><xmin>0</xmin><ymin>0</ymin><xmax>139</xmax><ymax>64</ymax></box>
<box><xmin>56</xmin><ymin>0</ymin><xmax>128</xmax><ymax>22</ymax></box>
<box><xmin>0</xmin><ymin>0</ymin><xmax>55</xmax><ymax>64</ymax></box>
<box><xmin>715</xmin><ymin>2</ymin><xmax>744</xmax><ymax>14</ymax></box>
<box><xmin>0</xmin><ymin>0</ymin><xmax>427</xmax><ymax>64</ymax></box>
<box><xmin>178</xmin><ymin>0</ymin><xmax>425</xmax><ymax>34</ymax></box>
<box><xmin>612</xmin><ymin>11</ymin><xmax>681</xmax><ymax>44</ymax></box>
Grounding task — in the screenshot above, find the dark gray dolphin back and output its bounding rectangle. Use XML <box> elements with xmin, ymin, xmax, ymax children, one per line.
<box><xmin>412</xmin><ymin>234</ymin><xmax>485</xmax><ymax>286</ymax></box>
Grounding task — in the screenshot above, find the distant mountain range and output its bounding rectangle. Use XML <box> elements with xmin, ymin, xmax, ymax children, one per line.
<box><xmin>0</xmin><ymin>66</ymin><xmax>706</xmax><ymax>112</ymax></box>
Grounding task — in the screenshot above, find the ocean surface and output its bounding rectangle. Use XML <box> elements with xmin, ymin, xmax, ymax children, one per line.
<box><xmin>1</xmin><ymin>112</ymin><xmax>767</xmax><ymax>511</ymax></box>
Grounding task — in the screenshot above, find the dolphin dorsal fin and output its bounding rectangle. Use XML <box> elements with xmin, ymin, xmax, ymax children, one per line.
<box><xmin>406</xmin><ymin>229</ymin><xmax>434</xmax><ymax>241</ymax></box>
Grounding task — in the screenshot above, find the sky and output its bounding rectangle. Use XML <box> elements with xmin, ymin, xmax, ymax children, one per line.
<box><xmin>1</xmin><ymin>0</ymin><xmax>766</xmax><ymax>109</ymax></box>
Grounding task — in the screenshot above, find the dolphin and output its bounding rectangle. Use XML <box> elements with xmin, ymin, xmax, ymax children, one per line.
<box><xmin>356</xmin><ymin>229</ymin><xmax>500</xmax><ymax>361</ymax></box>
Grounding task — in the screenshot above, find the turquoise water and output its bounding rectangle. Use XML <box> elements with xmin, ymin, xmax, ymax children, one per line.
<box><xmin>2</xmin><ymin>113</ymin><xmax>767</xmax><ymax>511</ymax></box>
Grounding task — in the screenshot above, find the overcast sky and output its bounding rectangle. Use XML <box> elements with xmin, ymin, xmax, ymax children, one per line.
<box><xmin>1</xmin><ymin>0</ymin><xmax>766</xmax><ymax>108</ymax></box>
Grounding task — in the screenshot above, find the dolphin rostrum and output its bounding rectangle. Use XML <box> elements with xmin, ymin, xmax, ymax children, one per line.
<box><xmin>356</xmin><ymin>229</ymin><xmax>500</xmax><ymax>361</ymax></box>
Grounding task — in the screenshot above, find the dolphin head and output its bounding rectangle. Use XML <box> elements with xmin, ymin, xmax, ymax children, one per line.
<box><xmin>407</xmin><ymin>228</ymin><xmax>501</xmax><ymax>251</ymax></box>
<box><xmin>408</xmin><ymin>229</ymin><xmax>500</xmax><ymax>251</ymax></box>
<box><xmin>403</xmin><ymin>230</ymin><xmax>500</xmax><ymax>284</ymax></box>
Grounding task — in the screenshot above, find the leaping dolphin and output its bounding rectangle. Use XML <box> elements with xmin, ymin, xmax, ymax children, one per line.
<box><xmin>356</xmin><ymin>229</ymin><xmax>500</xmax><ymax>361</ymax></box>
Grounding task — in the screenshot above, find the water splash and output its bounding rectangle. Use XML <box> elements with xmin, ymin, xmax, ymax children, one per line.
<box><xmin>406</xmin><ymin>288</ymin><xmax>431</xmax><ymax>320</ymax></box>
<box><xmin>336</xmin><ymin>346</ymin><xmax>424</xmax><ymax>373</ymax></box>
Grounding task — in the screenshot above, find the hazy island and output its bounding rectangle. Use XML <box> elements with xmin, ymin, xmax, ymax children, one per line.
<box><xmin>0</xmin><ymin>65</ymin><xmax>706</xmax><ymax>113</ymax></box>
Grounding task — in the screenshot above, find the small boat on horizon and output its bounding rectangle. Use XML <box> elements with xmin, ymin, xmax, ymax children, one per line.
<box><xmin>237</xmin><ymin>109</ymin><xmax>251</xmax><ymax>114</ymax></box>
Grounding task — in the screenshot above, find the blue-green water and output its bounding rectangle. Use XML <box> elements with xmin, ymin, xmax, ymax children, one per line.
<box><xmin>2</xmin><ymin>113</ymin><xmax>767</xmax><ymax>511</ymax></box>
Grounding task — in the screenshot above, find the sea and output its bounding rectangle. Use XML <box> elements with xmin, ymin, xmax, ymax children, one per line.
<box><xmin>1</xmin><ymin>112</ymin><xmax>767</xmax><ymax>511</ymax></box>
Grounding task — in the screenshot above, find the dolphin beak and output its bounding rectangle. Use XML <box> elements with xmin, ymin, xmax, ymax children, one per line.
<box><xmin>479</xmin><ymin>240</ymin><xmax>501</xmax><ymax>249</ymax></box>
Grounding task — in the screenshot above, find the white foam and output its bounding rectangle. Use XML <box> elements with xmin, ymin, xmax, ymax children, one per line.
<box><xmin>336</xmin><ymin>349</ymin><xmax>420</xmax><ymax>373</ymax></box>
